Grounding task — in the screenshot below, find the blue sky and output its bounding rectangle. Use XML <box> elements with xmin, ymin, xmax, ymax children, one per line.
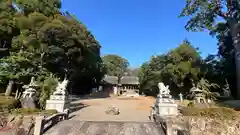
<box><xmin>61</xmin><ymin>0</ymin><xmax>218</xmax><ymax>67</ymax></box>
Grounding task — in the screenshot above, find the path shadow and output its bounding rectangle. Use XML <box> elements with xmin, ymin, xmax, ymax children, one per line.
<box><xmin>69</xmin><ymin>92</ymin><xmax>111</xmax><ymax>100</ymax></box>
<box><xmin>69</xmin><ymin>102</ymin><xmax>89</xmax><ymax>113</ymax></box>
<box><xmin>77</xmin><ymin>93</ymin><xmax>111</xmax><ymax>100</ymax></box>
<box><xmin>216</xmin><ymin>100</ymin><xmax>240</xmax><ymax>110</ymax></box>
<box><xmin>68</xmin><ymin>114</ymin><xmax>76</xmax><ymax>119</ymax></box>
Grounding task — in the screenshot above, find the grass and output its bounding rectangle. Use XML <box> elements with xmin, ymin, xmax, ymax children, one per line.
<box><xmin>181</xmin><ymin>106</ymin><xmax>239</xmax><ymax>120</ymax></box>
<box><xmin>0</xmin><ymin>94</ymin><xmax>57</xmax><ymax>116</ymax></box>
<box><xmin>11</xmin><ymin>108</ymin><xmax>57</xmax><ymax>116</ymax></box>
<box><xmin>0</xmin><ymin>95</ymin><xmax>20</xmax><ymax>112</ymax></box>
<box><xmin>180</xmin><ymin>99</ymin><xmax>192</xmax><ymax>106</ymax></box>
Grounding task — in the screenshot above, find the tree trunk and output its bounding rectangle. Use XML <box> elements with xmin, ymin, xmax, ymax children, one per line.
<box><xmin>5</xmin><ymin>80</ymin><xmax>14</xmax><ymax>96</ymax></box>
<box><xmin>229</xmin><ymin>19</ymin><xmax>240</xmax><ymax>99</ymax></box>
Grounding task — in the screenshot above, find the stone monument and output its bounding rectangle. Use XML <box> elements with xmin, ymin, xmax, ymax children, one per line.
<box><xmin>22</xmin><ymin>77</ymin><xmax>38</xmax><ymax>99</ymax></box>
<box><xmin>45</xmin><ymin>77</ymin><xmax>69</xmax><ymax>112</ymax></box>
<box><xmin>21</xmin><ymin>77</ymin><xmax>39</xmax><ymax>109</ymax></box>
<box><xmin>178</xmin><ymin>93</ymin><xmax>183</xmax><ymax>103</ymax></box>
<box><xmin>190</xmin><ymin>87</ymin><xmax>207</xmax><ymax>104</ymax></box>
<box><xmin>151</xmin><ymin>82</ymin><xmax>178</xmax><ymax>119</ymax></box>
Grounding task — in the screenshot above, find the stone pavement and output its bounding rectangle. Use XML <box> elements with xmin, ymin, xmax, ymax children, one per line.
<box><xmin>69</xmin><ymin>97</ymin><xmax>154</xmax><ymax>122</ymax></box>
<box><xmin>43</xmin><ymin>96</ymin><xmax>165</xmax><ymax>135</ymax></box>
<box><xmin>43</xmin><ymin>120</ymin><xmax>165</xmax><ymax>135</ymax></box>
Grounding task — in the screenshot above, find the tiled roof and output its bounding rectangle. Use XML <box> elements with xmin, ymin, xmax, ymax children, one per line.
<box><xmin>101</xmin><ymin>75</ymin><xmax>139</xmax><ymax>85</ymax></box>
<box><xmin>120</xmin><ymin>76</ymin><xmax>139</xmax><ymax>85</ymax></box>
<box><xmin>102</xmin><ymin>75</ymin><xmax>118</xmax><ymax>84</ymax></box>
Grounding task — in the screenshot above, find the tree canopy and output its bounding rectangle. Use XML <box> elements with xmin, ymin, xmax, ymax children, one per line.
<box><xmin>139</xmin><ymin>40</ymin><xmax>205</xmax><ymax>96</ymax></box>
<box><xmin>180</xmin><ymin>0</ymin><xmax>239</xmax><ymax>98</ymax></box>
<box><xmin>0</xmin><ymin>0</ymin><xmax>105</xmax><ymax>99</ymax></box>
<box><xmin>102</xmin><ymin>54</ymin><xmax>129</xmax><ymax>78</ymax></box>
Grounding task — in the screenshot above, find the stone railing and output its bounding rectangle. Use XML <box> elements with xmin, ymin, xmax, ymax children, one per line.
<box><xmin>34</xmin><ymin>109</ymin><xmax>69</xmax><ymax>135</ymax></box>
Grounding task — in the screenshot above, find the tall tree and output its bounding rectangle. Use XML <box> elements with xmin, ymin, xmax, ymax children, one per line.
<box><xmin>139</xmin><ymin>40</ymin><xmax>202</xmax><ymax>96</ymax></box>
<box><xmin>0</xmin><ymin>0</ymin><xmax>105</xmax><ymax>97</ymax></box>
<box><xmin>180</xmin><ymin>0</ymin><xmax>240</xmax><ymax>98</ymax></box>
<box><xmin>0</xmin><ymin>0</ymin><xmax>20</xmax><ymax>58</ymax></box>
<box><xmin>102</xmin><ymin>54</ymin><xmax>129</xmax><ymax>83</ymax></box>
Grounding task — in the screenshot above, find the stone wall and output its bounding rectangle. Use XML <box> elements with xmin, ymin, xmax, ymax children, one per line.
<box><xmin>168</xmin><ymin>116</ymin><xmax>240</xmax><ymax>135</ymax></box>
<box><xmin>0</xmin><ymin>115</ymin><xmax>34</xmax><ymax>135</ymax></box>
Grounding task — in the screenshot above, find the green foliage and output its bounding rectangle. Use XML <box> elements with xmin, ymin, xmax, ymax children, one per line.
<box><xmin>187</xmin><ymin>101</ymin><xmax>194</xmax><ymax>107</ymax></box>
<box><xmin>139</xmin><ymin>40</ymin><xmax>202</xmax><ymax>96</ymax></box>
<box><xmin>181</xmin><ymin>107</ymin><xmax>239</xmax><ymax>120</ymax></box>
<box><xmin>38</xmin><ymin>74</ymin><xmax>58</xmax><ymax>109</ymax></box>
<box><xmin>195</xmin><ymin>78</ymin><xmax>220</xmax><ymax>100</ymax></box>
<box><xmin>11</xmin><ymin>108</ymin><xmax>40</xmax><ymax>115</ymax></box>
<box><xmin>0</xmin><ymin>53</ymin><xmax>35</xmax><ymax>84</ymax></box>
<box><xmin>126</xmin><ymin>68</ymin><xmax>139</xmax><ymax>76</ymax></box>
<box><xmin>180</xmin><ymin>0</ymin><xmax>239</xmax><ymax>98</ymax></box>
<box><xmin>0</xmin><ymin>1</ymin><xmax>105</xmax><ymax>97</ymax></box>
<box><xmin>11</xmin><ymin>108</ymin><xmax>57</xmax><ymax>115</ymax></box>
<box><xmin>42</xmin><ymin>109</ymin><xmax>57</xmax><ymax>115</ymax></box>
<box><xmin>0</xmin><ymin>95</ymin><xmax>20</xmax><ymax>112</ymax></box>
<box><xmin>14</xmin><ymin>0</ymin><xmax>61</xmax><ymax>16</ymax></box>
<box><xmin>102</xmin><ymin>54</ymin><xmax>129</xmax><ymax>78</ymax></box>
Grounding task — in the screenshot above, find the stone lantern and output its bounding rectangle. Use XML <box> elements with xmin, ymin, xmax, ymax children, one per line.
<box><xmin>22</xmin><ymin>77</ymin><xmax>39</xmax><ymax>100</ymax></box>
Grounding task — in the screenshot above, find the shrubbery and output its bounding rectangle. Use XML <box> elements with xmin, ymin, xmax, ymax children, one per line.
<box><xmin>0</xmin><ymin>95</ymin><xmax>20</xmax><ymax>112</ymax></box>
<box><xmin>181</xmin><ymin>106</ymin><xmax>239</xmax><ymax>120</ymax></box>
<box><xmin>11</xmin><ymin>108</ymin><xmax>40</xmax><ymax>115</ymax></box>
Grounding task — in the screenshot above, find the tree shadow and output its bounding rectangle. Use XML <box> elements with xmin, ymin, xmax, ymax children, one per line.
<box><xmin>216</xmin><ymin>100</ymin><xmax>240</xmax><ymax>110</ymax></box>
<box><xmin>69</xmin><ymin>102</ymin><xmax>89</xmax><ymax>113</ymax></box>
<box><xmin>80</xmin><ymin>92</ymin><xmax>111</xmax><ymax>100</ymax></box>
<box><xmin>69</xmin><ymin>91</ymin><xmax>111</xmax><ymax>100</ymax></box>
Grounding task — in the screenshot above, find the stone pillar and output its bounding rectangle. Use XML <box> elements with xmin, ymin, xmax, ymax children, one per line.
<box><xmin>113</xmin><ymin>86</ymin><xmax>118</xmax><ymax>95</ymax></box>
<box><xmin>34</xmin><ymin>116</ymin><xmax>44</xmax><ymax>135</ymax></box>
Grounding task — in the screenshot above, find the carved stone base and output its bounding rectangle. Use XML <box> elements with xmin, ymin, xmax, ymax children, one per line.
<box><xmin>155</xmin><ymin>103</ymin><xmax>178</xmax><ymax>116</ymax></box>
<box><xmin>45</xmin><ymin>99</ymin><xmax>69</xmax><ymax>113</ymax></box>
<box><xmin>50</xmin><ymin>95</ymin><xmax>68</xmax><ymax>100</ymax></box>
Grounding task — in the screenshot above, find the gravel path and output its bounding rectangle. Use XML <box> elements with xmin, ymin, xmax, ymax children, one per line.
<box><xmin>69</xmin><ymin>97</ymin><xmax>154</xmax><ymax>122</ymax></box>
<box><xmin>43</xmin><ymin>96</ymin><xmax>164</xmax><ymax>135</ymax></box>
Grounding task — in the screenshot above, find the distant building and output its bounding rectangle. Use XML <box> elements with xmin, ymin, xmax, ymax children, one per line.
<box><xmin>100</xmin><ymin>75</ymin><xmax>139</xmax><ymax>95</ymax></box>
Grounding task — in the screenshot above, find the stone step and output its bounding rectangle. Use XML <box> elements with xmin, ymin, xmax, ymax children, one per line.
<box><xmin>43</xmin><ymin>120</ymin><xmax>166</xmax><ymax>135</ymax></box>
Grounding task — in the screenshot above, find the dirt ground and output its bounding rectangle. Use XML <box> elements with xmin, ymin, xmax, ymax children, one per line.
<box><xmin>70</xmin><ymin>96</ymin><xmax>156</xmax><ymax>122</ymax></box>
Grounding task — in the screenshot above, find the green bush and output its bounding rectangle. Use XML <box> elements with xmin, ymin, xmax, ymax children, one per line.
<box><xmin>41</xmin><ymin>109</ymin><xmax>58</xmax><ymax>115</ymax></box>
<box><xmin>0</xmin><ymin>95</ymin><xmax>20</xmax><ymax>112</ymax></box>
<box><xmin>10</xmin><ymin>108</ymin><xmax>57</xmax><ymax>116</ymax></box>
<box><xmin>38</xmin><ymin>75</ymin><xmax>58</xmax><ymax>109</ymax></box>
<box><xmin>187</xmin><ymin>101</ymin><xmax>194</xmax><ymax>107</ymax></box>
<box><xmin>181</xmin><ymin>106</ymin><xmax>239</xmax><ymax>120</ymax></box>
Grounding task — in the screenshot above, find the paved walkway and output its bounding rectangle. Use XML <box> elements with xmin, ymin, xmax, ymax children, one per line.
<box><xmin>44</xmin><ymin>121</ymin><xmax>165</xmax><ymax>135</ymax></box>
<box><xmin>69</xmin><ymin>97</ymin><xmax>154</xmax><ymax>122</ymax></box>
<box><xmin>44</xmin><ymin>96</ymin><xmax>165</xmax><ymax>135</ymax></box>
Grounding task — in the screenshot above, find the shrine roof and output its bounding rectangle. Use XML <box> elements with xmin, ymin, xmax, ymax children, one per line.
<box><xmin>120</xmin><ymin>76</ymin><xmax>139</xmax><ymax>85</ymax></box>
<box><xmin>102</xmin><ymin>75</ymin><xmax>118</xmax><ymax>85</ymax></box>
<box><xmin>101</xmin><ymin>75</ymin><xmax>139</xmax><ymax>85</ymax></box>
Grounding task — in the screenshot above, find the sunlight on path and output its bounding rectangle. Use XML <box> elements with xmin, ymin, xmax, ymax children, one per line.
<box><xmin>70</xmin><ymin>96</ymin><xmax>155</xmax><ymax>122</ymax></box>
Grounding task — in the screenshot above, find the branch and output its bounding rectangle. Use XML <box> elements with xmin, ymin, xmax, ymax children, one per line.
<box><xmin>226</xmin><ymin>0</ymin><xmax>234</xmax><ymax>17</ymax></box>
<box><xmin>215</xmin><ymin>0</ymin><xmax>232</xmax><ymax>18</ymax></box>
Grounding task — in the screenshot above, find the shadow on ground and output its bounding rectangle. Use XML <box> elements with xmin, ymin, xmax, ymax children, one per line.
<box><xmin>69</xmin><ymin>102</ymin><xmax>89</xmax><ymax>113</ymax></box>
<box><xmin>216</xmin><ymin>100</ymin><xmax>240</xmax><ymax>111</ymax></box>
<box><xmin>69</xmin><ymin>91</ymin><xmax>111</xmax><ymax>100</ymax></box>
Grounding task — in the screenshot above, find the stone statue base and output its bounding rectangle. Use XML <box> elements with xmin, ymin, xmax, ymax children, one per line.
<box><xmin>45</xmin><ymin>95</ymin><xmax>69</xmax><ymax>112</ymax></box>
<box><xmin>155</xmin><ymin>103</ymin><xmax>178</xmax><ymax>116</ymax></box>
<box><xmin>153</xmin><ymin>95</ymin><xmax>179</xmax><ymax>117</ymax></box>
<box><xmin>50</xmin><ymin>95</ymin><xmax>68</xmax><ymax>100</ymax></box>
